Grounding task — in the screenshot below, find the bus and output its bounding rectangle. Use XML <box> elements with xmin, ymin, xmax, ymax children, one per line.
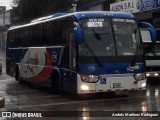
<box><xmin>6</xmin><ymin>11</ymin><xmax>154</xmax><ymax>95</ymax></box>
<box><xmin>140</xmin><ymin>25</ymin><xmax>160</xmax><ymax>81</ymax></box>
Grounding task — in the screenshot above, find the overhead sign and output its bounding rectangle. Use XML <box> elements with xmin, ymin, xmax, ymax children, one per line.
<box><xmin>110</xmin><ymin>0</ymin><xmax>160</xmax><ymax>13</ymax></box>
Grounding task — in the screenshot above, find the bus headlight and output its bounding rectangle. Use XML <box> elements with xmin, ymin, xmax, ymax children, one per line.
<box><xmin>134</xmin><ymin>73</ymin><xmax>146</xmax><ymax>81</ymax></box>
<box><xmin>80</xmin><ymin>74</ymin><xmax>99</xmax><ymax>83</ymax></box>
<box><xmin>146</xmin><ymin>73</ymin><xmax>150</xmax><ymax>77</ymax></box>
<box><xmin>154</xmin><ymin>73</ymin><xmax>159</xmax><ymax>76</ymax></box>
<box><xmin>81</xmin><ymin>85</ymin><xmax>89</xmax><ymax>90</ymax></box>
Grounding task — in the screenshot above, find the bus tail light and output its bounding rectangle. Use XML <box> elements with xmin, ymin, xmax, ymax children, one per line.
<box><xmin>134</xmin><ymin>73</ymin><xmax>146</xmax><ymax>81</ymax></box>
<box><xmin>80</xmin><ymin>74</ymin><xmax>99</xmax><ymax>83</ymax></box>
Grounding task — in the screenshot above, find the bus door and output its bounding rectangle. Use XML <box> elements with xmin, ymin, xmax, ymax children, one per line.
<box><xmin>66</xmin><ymin>30</ymin><xmax>78</xmax><ymax>93</ymax></box>
<box><xmin>68</xmin><ymin>30</ymin><xmax>76</xmax><ymax>70</ymax></box>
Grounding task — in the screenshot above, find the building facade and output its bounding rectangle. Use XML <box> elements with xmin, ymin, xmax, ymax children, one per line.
<box><xmin>76</xmin><ymin>0</ymin><xmax>116</xmax><ymax>11</ymax></box>
<box><xmin>76</xmin><ymin>0</ymin><xmax>160</xmax><ymax>41</ymax></box>
<box><xmin>110</xmin><ymin>0</ymin><xmax>160</xmax><ymax>41</ymax></box>
<box><xmin>0</xmin><ymin>6</ymin><xmax>11</xmax><ymax>57</ymax></box>
<box><xmin>76</xmin><ymin>0</ymin><xmax>160</xmax><ymax>26</ymax></box>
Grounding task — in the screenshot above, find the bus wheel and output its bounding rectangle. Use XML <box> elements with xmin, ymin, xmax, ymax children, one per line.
<box><xmin>51</xmin><ymin>71</ymin><xmax>61</xmax><ymax>94</ymax></box>
<box><xmin>15</xmin><ymin>65</ymin><xmax>22</xmax><ymax>84</ymax></box>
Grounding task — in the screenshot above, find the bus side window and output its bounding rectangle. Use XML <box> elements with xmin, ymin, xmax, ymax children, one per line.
<box><xmin>42</xmin><ymin>22</ymin><xmax>53</xmax><ymax>46</ymax></box>
<box><xmin>18</xmin><ymin>29</ymin><xmax>24</xmax><ymax>47</ymax></box>
<box><xmin>8</xmin><ymin>31</ymin><xmax>13</xmax><ymax>48</ymax></box>
<box><xmin>32</xmin><ymin>25</ymin><xmax>42</xmax><ymax>46</ymax></box>
<box><xmin>23</xmin><ymin>27</ymin><xmax>30</xmax><ymax>47</ymax></box>
<box><xmin>11</xmin><ymin>30</ymin><xmax>19</xmax><ymax>48</ymax></box>
<box><xmin>59</xmin><ymin>17</ymin><xmax>74</xmax><ymax>46</ymax></box>
<box><xmin>53</xmin><ymin>21</ymin><xmax>59</xmax><ymax>45</ymax></box>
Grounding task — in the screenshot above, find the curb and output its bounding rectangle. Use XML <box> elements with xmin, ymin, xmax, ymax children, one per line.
<box><xmin>0</xmin><ymin>96</ymin><xmax>5</xmax><ymax>108</ymax></box>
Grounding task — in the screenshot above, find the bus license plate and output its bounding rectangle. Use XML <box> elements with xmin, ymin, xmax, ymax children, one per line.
<box><xmin>112</xmin><ymin>82</ymin><xmax>123</xmax><ymax>88</ymax></box>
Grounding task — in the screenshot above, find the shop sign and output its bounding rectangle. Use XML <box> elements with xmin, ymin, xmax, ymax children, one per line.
<box><xmin>110</xmin><ymin>0</ymin><xmax>160</xmax><ymax>13</ymax></box>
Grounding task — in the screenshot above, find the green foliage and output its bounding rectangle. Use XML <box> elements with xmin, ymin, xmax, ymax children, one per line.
<box><xmin>10</xmin><ymin>0</ymin><xmax>73</xmax><ymax>24</ymax></box>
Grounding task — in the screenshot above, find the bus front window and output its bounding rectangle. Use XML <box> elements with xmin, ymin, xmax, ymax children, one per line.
<box><xmin>79</xmin><ymin>18</ymin><xmax>115</xmax><ymax>57</ymax></box>
<box><xmin>112</xmin><ymin>18</ymin><xmax>141</xmax><ymax>56</ymax></box>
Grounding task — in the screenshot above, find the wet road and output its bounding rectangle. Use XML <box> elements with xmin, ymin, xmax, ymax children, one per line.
<box><xmin>0</xmin><ymin>56</ymin><xmax>160</xmax><ymax>120</ymax></box>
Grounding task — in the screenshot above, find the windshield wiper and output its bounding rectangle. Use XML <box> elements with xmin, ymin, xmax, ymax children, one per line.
<box><xmin>82</xmin><ymin>29</ymin><xmax>103</xmax><ymax>67</ymax></box>
<box><xmin>82</xmin><ymin>41</ymin><xmax>103</xmax><ymax>67</ymax></box>
<box><xmin>130</xmin><ymin>47</ymin><xmax>139</xmax><ymax>66</ymax></box>
<box><xmin>92</xmin><ymin>28</ymin><xmax>101</xmax><ymax>41</ymax></box>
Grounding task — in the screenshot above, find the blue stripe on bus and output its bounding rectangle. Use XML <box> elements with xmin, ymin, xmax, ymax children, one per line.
<box><xmin>73</xmin><ymin>12</ymin><xmax>135</xmax><ymax>20</ymax></box>
<box><xmin>79</xmin><ymin>63</ymin><xmax>145</xmax><ymax>75</ymax></box>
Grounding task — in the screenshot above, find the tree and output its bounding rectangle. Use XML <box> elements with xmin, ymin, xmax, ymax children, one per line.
<box><xmin>10</xmin><ymin>0</ymin><xmax>73</xmax><ymax>24</ymax></box>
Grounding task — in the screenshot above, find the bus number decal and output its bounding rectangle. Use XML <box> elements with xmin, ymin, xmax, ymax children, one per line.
<box><xmin>52</xmin><ymin>51</ymin><xmax>57</xmax><ymax>62</ymax></box>
<box><xmin>87</xmin><ymin>22</ymin><xmax>103</xmax><ymax>27</ymax></box>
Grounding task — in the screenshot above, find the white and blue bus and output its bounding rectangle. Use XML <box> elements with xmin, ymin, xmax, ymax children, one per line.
<box><xmin>140</xmin><ymin>23</ymin><xmax>160</xmax><ymax>80</ymax></box>
<box><xmin>6</xmin><ymin>11</ymin><xmax>154</xmax><ymax>95</ymax></box>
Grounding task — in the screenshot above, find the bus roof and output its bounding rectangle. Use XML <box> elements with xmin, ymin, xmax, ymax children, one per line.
<box><xmin>9</xmin><ymin>11</ymin><xmax>135</xmax><ymax>30</ymax></box>
<box><xmin>73</xmin><ymin>11</ymin><xmax>135</xmax><ymax>20</ymax></box>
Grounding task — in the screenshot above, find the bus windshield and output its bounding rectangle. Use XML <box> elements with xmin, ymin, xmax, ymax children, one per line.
<box><xmin>79</xmin><ymin>18</ymin><xmax>141</xmax><ymax>57</ymax></box>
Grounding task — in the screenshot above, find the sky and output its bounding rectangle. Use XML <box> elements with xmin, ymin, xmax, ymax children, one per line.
<box><xmin>0</xmin><ymin>0</ymin><xmax>12</xmax><ymax>10</ymax></box>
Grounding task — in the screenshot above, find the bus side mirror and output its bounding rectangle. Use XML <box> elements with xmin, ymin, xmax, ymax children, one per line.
<box><xmin>74</xmin><ymin>25</ymin><xmax>83</xmax><ymax>44</ymax></box>
<box><xmin>138</xmin><ymin>22</ymin><xmax>157</xmax><ymax>43</ymax></box>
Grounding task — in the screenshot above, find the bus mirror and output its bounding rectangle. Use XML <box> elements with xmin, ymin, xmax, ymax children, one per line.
<box><xmin>74</xmin><ymin>25</ymin><xmax>83</xmax><ymax>44</ymax></box>
<box><xmin>138</xmin><ymin>22</ymin><xmax>157</xmax><ymax>43</ymax></box>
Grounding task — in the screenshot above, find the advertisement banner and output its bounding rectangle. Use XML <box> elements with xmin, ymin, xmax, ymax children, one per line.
<box><xmin>138</xmin><ymin>0</ymin><xmax>156</xmax><ymax>11</ymax></box>
<box><xmin>110</xmin><ymin>0</ymin><xmax>160</xmax><ymax>13</ymax></box>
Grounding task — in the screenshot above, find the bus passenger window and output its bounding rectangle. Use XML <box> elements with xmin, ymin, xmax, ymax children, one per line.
<box><xmin>8</xmin><ymin>32</ymin><xmax>14</xmax><ymax>48</ymax></box>
<box><xmin>32</xmin><ymin>25</ymin><xmax>42</xmax><ymax>46</ymax></box>
<box><xmin>43</xmin><ymin>22</ymin><xmax>53</xmax><ymax>46</ymax></box>
<box><xmin>18</xmin><ymin>29</ymin><xmax>24</xmax><ymax>47</ymax></box>
<box><xmin>23</xmin><ymin>28</ymin><xmax>30</xmax><ymax>47</ymax></box>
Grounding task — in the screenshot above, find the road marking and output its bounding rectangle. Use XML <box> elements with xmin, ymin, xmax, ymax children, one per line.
<box><xmin>8</xmin><ymin>95</ymin><xmax>150</xmax><ymax>109</ymax></box>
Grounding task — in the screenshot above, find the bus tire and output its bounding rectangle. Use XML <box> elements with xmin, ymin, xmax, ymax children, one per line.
<box><xmin>51</xmin><ymin>71</ymin><xmax>61</xmax><ymax>94</ymax></box>
<box><xmin>15</xmin><ymin>65</ymin><xmax>22</xmax><ymax>84</ymax></box>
